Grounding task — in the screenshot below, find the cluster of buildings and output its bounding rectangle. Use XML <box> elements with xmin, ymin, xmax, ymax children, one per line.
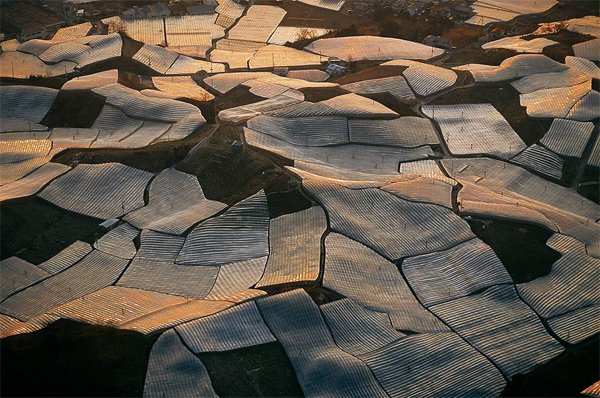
<box><xmin>349</xmin><ymin>0</ymin><xmax>474</xmax><ymax>20</ymax></box>
<box><xmin>120</xmin><ymin>1</ymin><xmax>219</xmax><ymax>20</ymax></box>
<box><xmin>0</xmin><ymin>1</ymin><xmax>65</xmax><ymax>41</ymax></box>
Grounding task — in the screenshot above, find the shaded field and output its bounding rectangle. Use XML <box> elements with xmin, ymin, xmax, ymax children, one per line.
<box><xmin>199</xmin><ymin>342</ymin><xmax>304</xmax><ymax>398</ymax></box>
<box><xmin>333</xmin><ymin>65</ymin><xmax>407</xmax><ymax>85</ymax></box>
<box><xmin>466</xmin><ymin>217</ymin><xmax>561</xmax><ymax>283</ymax></box>
<box><xmin>1</xmin><ymin>319</ymin><xmax>158</xmax><ymax>397</ymax></box>
<box><xmin>0</xmin><ymin>197</ymin><xmax>101</xmax><ymax>264</ymax></box>
<box><xmin>503</xmin><ymin>335</ymin><xmax>599</xmax><ymax>397</ymax></box>
<box><xmin>578</xmin><ymin>166</ymin><xmax>599</xmax><ymax>204</ymax></box>
<box><xmin>41</xmin><ymin>90</ymin><xmax>106</xmax><ymax>128</ymax></box>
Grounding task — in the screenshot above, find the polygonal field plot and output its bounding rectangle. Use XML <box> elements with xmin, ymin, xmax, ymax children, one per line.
<box><xmin>324</xmin><ymin>233</ymin><xmax>449</xmax><ymax>333</ymax></box>
<box><xmin>430</xmin><ymin>285</ymin><xmax>564</xmax><ymax>378</ymax></box>
<box><xmin>256</xmin><ymin>206</ymin><xmax>327</xmax><ymax>287</ymax></box>
<box><xmin>38</xmin><ymin>163</ymin><xmax>153</xmax><ymax>220</ymax></box>
<box><xmin>422</xmin><ymin>103</ymin><xmax>526</xmax><ymax>159</ymax></box>
<box><xmin>256</xmin><ymin>289</ymin><xmax>389</xmax><ymax>398</ymax></box>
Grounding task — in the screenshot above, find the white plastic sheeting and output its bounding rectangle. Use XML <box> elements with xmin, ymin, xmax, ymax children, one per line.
<box><xmin>0</xmin><ymin>162</ymin><xmax>70</xmax><ymax>202</ymax></box>
<box><xmin>143</xmin><ymin>329</ymin><xmax>218</xmax><ymax>398</ymax></box>
<box><xmin>124</xmin><ymin>168</ymin><xmax>227</xmax><ymax>235</ymax></box>
<box><xmin>402</xmin><ymin>238</ymin><xmax>513</xmax><ymax>307</ymax></box>
<box><xmin>177</xmin><ymin>190</ymin><xmax>269</xmax><ymax>266</ymax></box>
<box><xmin>422</xmin><ymin>103</ymin><xmax>526</xmax><ymax>159</ymax></box>
<box><xmin>257</xmin><ymin>289</ymin><xmax>389</xmax><ymax>398</ymax></box>
<box><xmin>324</xmin><ymin>233</ymin><xmax>449</xmax><ymax>333</ymax></box>
<box><xmin>256</xmin><ymin>206</ymin><xmax>327</xmax><ymax>287</ymax></box>
<box><xmin>383</xmin><ymin>59</ymin><xmax>458</xmax><ymax>96</ymax></box>
<box><xmin>177</xmin><ymin>301</ymin><xmax>276</xmax><ymax>352</ymax></box>
<box><xmin>38</xmin><ymin>163</ymin><xmax>153</xmax><ymax>220</ymax></box>
<box><xmin>0</xmin><ymin>250</ymin><xmax>129</xmax><ymax>321</ymax></box>
<box><xmin>305</xmin><ymin>36</ymin><xmax>444</xmax><ymax>62</ymax></box>
<box><xmin>321</xmin><ymin>298</ymin><xmax>404</xmax><ymax>356</ymax></box>
<box><xmin>539</xmin><ymin>118</ymin><xmax>594</xmax><ymax>158</ymax></box>
<box><xmin>360</xmin><ymin>332</ymin><xmax>506</xmax><ymax>397</ymax></box>
<box><xmin>511</xmin><ymin>144</ymin><xmax>564</xmax><ymax>180</ymax></box>
<box><xmin>304</xmin><ymin>178</ymin><xmax>474</xmax><ymax>259</ymax></box>
<box><xmin>430</xmin><ymin>285</ymin><xmax>564</xmax><ymax>378</ymax></box>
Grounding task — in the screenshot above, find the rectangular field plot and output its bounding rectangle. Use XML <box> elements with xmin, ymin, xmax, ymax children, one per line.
<box><xmin>204</xmin><ymin>257</ymin><xmax>267</xmax><ymax>302</ymax></box>
<box><xmin>37</xmin><ymin>241</ymin><xmax>92</xmax><ymax>274</ymax></box>
<box><xmin>48</xmin><ymin>286</ymin><xmax>232</xmax><ymax>333</ymax></box>
<box><xmin>227</xmin><ymin>5</ymin><xmax>286</xmax><ymax>43</ymax></box>
<box><xmin>482</xmin><ymin>36</ymin><xmax>558</xmax><ymax>53</ymax></box>
<box><xmin>0</xmin><ymin>86</ymin><xmax>58</xmax><ymax>123</ymax></box>
<box><xmin>348</xmin><ymin>117</ymin><xmax>439</xmax><ymax>148</ymax></box>
<box><xmin>177</xmin><ymin>190</ymin><xmax>269</xmax><ymax>266</ymax></box>
<box><xmin>94</xmin><ymin>223</ymin><xmax>139</xmax><ymax>260</ymax></box>
<box><xmin>402</xmin><ymin>238</ymin><xmax>512</xmax><ymax>307</ymax></box>
<box><xmin>383</xmin><ymin>60</ymin><xmax>458</xmax><ymax>97</ymax></box>
<box><xmin>422</xmin><ymin>103</ymin><xmax>525</xmax><ymax>159</ymax></box>
<box><xmin>249</xmin><ymin>45</ymin><xmax>323</xmax><ymax>69</ymax></box>
<box><xmin>547</xmin><ymin>305</ymin><xmax>600</xmax><ymax>345</ymax></box>
<box><xmin>247</xmin><ymin>115</ymin><xmax>348</xmax><ymax>146</ymax></box>
<box><xmin>510</xmin><ymin>144</ymin><xmax>564</xmax><ymax>180</ymax></box>
<box><xmin>430</xmin><ymin>285</ymin><xmax>564</xmax><ymax>378</ymax></box>
<box><xmin>38</xmin><ymin>163</ymin><xmax>153</xmax><ymax>220</ymax></box>
<box><xmin>466</xmin><ymin>0</ymin><xmax>557</xmax><ymax>26</ymax></box>
<box><xmin>177</xmin><ymin>301</ymin><xmax>276</xmax><ymax>352</ymax></box>
<box><xmin>324</xmin><ymin>233</ymin><xmax>449</xmax><ymax>333</ymax></box>
<box><xmin>256</xmin><ymin>206</ymin><xmax>327</xmax><ymax>287</ymax></box>
<box><xmin>539</xmin><ymin>119</ymin><xmax>595</xmax><ymax>158</ymax></box>
<box><xmin>341</xmin><ymin>76</ymin><xmax>415</xmax><ymax>101</ymax></box>
<box><xmin>257</xmin><ymin>289</ymin><xmax>389</xmax><ymax>398</ymax></box>
<box><xmin>245</xmin><ymin>127</ymin><xmax>433</xmax><ymax>175</ymax></box>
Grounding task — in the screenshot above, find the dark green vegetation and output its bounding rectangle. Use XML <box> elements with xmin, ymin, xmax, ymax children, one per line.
<box><xmin>0</xmin><ymin>319</ymin><xmax>158</xmax><ymax>397</ymax></box>
<box><xmin>0</xmin><ymin>198</ymin><xmax>101</xmax><ymax>264</ymax></box>
<box><xmin>199</xmin><ymin>342</ymin><xmax>304</xmax><ymax>398</ymax></box>
<box><xmin>503</xmin><ymin>335</ymin><xmax>599</xmax><ymax>397</ymax></box>
<box><xmin>467</xmin><ymin>217</ymin><xmax>561</xmax><ymax>283</ymax></box>
<box><xmin>429</xmin><ymin>83</ymin><xmax>553</xmax><ymax>146</ymax></box>
<box><xmin>41</xmin><ymin>90</ymin><xmax>106</xmax><ymax>128</ymax></box>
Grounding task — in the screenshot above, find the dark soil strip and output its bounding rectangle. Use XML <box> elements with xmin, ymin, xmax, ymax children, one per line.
<box><xmin>176</xmin><ymin>125</ymin><xmax>296</xmax><ymax>205</ymax></box>
<box><xmin>41</xmin><ymin>90</ymin><xmax>106</xmax><ymax>128</ymax></box>
<box><xmin>361</xmin><ymin>92</ymin><xmax>419</xmax><ymax>117</ymax></box>
<box><xmin>0</xmin><ymin>197</ymin><xmax>102</xmax><ymax>264</ymax></box>
<box><xmin>199</xmin><ymin>341</ymin><xmax>304</xmax><ymax>398</ymax></box>
<box><xmin>467</xmin><ymin>217</ymin><xmax>561</xmax><ymax>284</ymax></box>
<box><xmin>299</xmin><ymin>86</ymin><xmax>349</xmax><ymax>102</ymax></box>
<box><xmin>214</xmin><ymin>85</ymin><xmax>264</xmax><ymax>113</ymax></box>
<box><xmin>0</xmin><ymin>319</ymin><xmax>158</xmax><ymax>397</ymax></box>
<box><xmin>52</xmin><ymin>123</ymin><xmax>215</xmax><ymax>173</ymax></box>
<box><xmin>503</xmin><ymin>335</ymin><xmax>599</xmax><ymax>397</ymax></box>
<box><xmin>429</xmin><ymin>83</ymin><xmax>553</xmax><ymax>146</ymax></box>
<box><xmin>260</xmin><ymin>284</ymin><xmax>344</xmax><ymax>306</ymax></box>
<box><xmin>0</xmin><ymin>76</ymin><xmax>68</xmax><ymax>89</ymax></box>
<box><xmin>333</xmin><ymin>65</ymin><xmax>407</xmax><ymax>85</ymax></box>
<box><xmin>577</xmin><ymin>166</ymin><xmax>600</xmax><ymax>204</ymax></box>
<box><xmin>267</xmin><ymin>189</ymin><xmax>313</xmax><ymax>219</ymax></box>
